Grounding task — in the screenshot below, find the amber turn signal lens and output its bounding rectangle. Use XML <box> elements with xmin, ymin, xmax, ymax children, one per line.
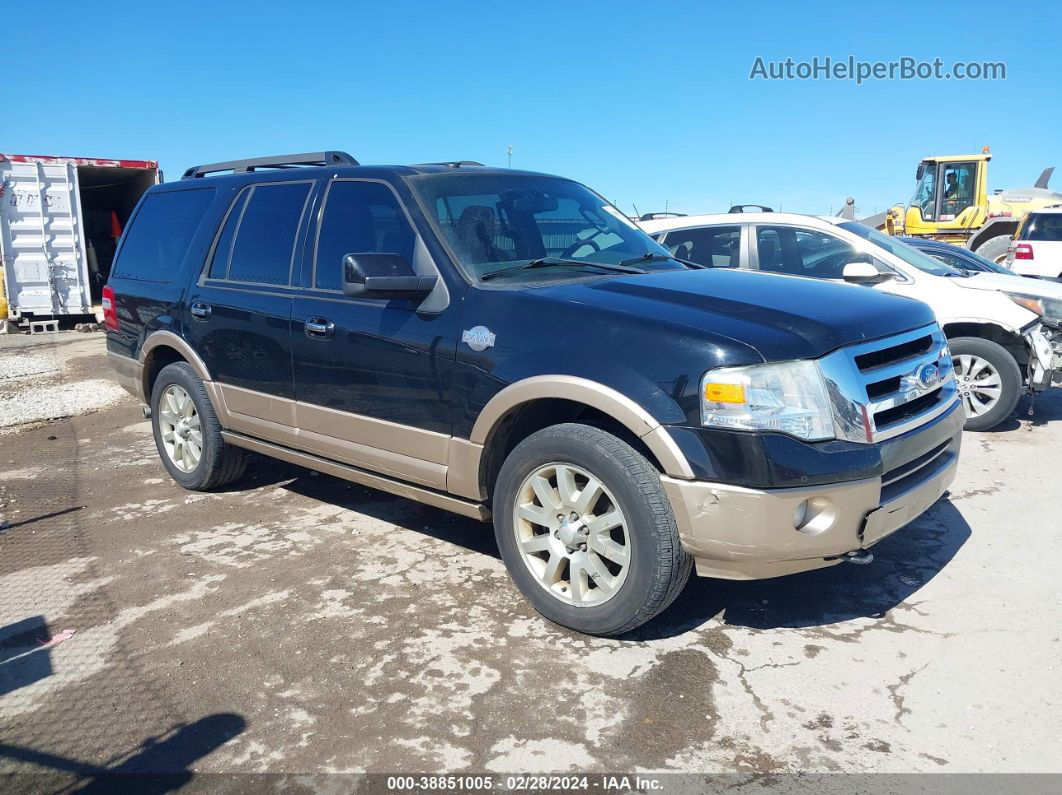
<box><xmin>704</xmin><ymin>383</ymin><xmax>745</xmax><ymax>404</ymax></box>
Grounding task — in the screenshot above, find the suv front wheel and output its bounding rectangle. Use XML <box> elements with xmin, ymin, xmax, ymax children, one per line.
<box><xmin>150</xmin><ymin>362</ymin><xmax>247</xmax><ymax>490</ymax></box>
<box><xmin>493</xmin><ymin>423</ymin><xmax>691</xmax><ymax>636</ymax></box>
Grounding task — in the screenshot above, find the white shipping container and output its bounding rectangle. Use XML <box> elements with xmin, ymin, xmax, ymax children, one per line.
<box><xmin>0</xmin><ymin>153</ymin><xmax>159</xmax><ymax>318</ymax></box>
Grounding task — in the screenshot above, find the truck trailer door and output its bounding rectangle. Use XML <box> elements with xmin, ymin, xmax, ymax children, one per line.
<box><xmin>0</xmin><ymin>158</ymin><xmax>91</xmax><ymax>317</ymax></box>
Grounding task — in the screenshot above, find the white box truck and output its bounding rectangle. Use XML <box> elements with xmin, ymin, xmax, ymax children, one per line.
<box><xmin>0</xmin><ymin>153</ymin><xmax>160</xmax><ymax>326</ymax></box>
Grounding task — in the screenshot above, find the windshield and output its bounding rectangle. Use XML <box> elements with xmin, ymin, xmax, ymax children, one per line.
<box><xmin>409</xmin><ymin>173</ymin><xmax>679</xmax><ymax>281</ymax></box>
<box><xmin>838</xmin><ymin>222</ymin><xmax>963</xmax><ymax>276</ymax></box>
<box><xmin>910</xmin><ymin>162</ymin><xmax>938</xmax><ymax>220</ymax></box>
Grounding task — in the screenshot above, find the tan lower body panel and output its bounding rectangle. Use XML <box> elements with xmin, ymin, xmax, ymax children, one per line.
<box><xmin>221</xmin><ymin>431</ymin><xmax>489</xmax><ymax>521</ymax></box>
<box><xmin>212</xmin><ymin>383</ymin><xmax>452</xmax><ymax>490</ymax></box>
<box><xmin>107</xmin><ymin>351</ymin><xmax>145</xmax><ymax>402</ymax></box>
<box><xmin>662</xmin><ymin>450</ymin><xmax>958</xmax><ymax>581</ymax></box>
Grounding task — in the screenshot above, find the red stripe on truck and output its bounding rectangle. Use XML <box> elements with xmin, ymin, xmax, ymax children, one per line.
<box><xmin>0</xmin><ymin>153</ymin><xmax>158</xmax><ymax>169</ymax></box>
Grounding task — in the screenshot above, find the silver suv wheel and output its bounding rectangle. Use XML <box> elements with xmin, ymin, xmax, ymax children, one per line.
<box><xmin>158</xmin><ymin>384</ymin><xmax>202</xmax><ymax>472</ymax></box>
<box><xmin>513</xmin><ymin>462</ymin><xmax>631</xmax><ymax>607</ymax></box>
<box><xmin>954</xmin><ymin>353</ymin><xmax>1002</xmax><ymax>418</ymax></box>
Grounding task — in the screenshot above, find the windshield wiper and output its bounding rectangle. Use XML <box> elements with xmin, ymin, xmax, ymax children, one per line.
<box><xmin>619</xmin><ymin>252</ymin><xmax>708</xmax><ymax>269</ymax></box>
<box><xmin>481</xmin><ymin>257</ymin><xmax>646</xmax><ymax>282</ymax></box>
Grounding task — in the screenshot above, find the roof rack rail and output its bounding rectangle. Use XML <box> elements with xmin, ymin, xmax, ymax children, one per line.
<box><xmin>413</xmin><ymin>160</ymin><xmax>485</xmax><ymax>168</ymax></box>
<box><xmin>182</xmin><ymin>151</ymin><xmax>359</xmax><ymax>179</ymax></box>
<box><xmin>638</xmin><ymin>212</ymin><xmax>687</xmax><ymax>221</ymax></box>
<box><xmin>728</xmin><ymin>204</ymin><xmax>773</xmax><ymax>213</ymax></box>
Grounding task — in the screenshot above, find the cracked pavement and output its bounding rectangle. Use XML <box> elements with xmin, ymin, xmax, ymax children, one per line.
<box><xmin>1</xmin><ymin>332</ymin><xmax>1060</xmax><ymax>781</ymax></box>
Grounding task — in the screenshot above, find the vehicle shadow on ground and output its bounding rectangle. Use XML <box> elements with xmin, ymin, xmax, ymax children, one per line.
<box><xmin>255</xmin><ymin>457</ymin><xmax>971</xmax><ymax>640</ymax></box>
<box><xmin>0</xmin><ymin>616</ymin><xmax>54</xmax><ymax>697</ymax></box>
<box><xmin>984</xmin><ymin>389</ymin><xmax>1062</xmax><ymax>432</ymax></box>
<box><xmin>0</xmin><ymin>713</ymin><xmax>245</xmax><ymax>793</ymax></box>
<box><xmin>278</xmin><ymin>463</ymin><xmax>502</xmax><ymax>559</ymax></box>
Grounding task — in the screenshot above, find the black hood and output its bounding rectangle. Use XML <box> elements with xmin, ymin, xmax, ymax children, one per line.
<box><xmin>537</xmin><ymin>268</ymin><xmax>936</xmax><ymax>361</ymax></box>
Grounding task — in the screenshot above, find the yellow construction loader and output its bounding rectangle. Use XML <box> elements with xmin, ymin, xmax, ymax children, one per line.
<box><xmin>844</xmin><ymin>148</ymin><xmax>1062</xmax><ymax>262</ymax></box>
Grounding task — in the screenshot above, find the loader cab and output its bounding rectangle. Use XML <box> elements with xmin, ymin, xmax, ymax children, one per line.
<box><xmin>905</xmin><ymin>155</ymin><xmax>989</xmax><ymax>234</ymax></box>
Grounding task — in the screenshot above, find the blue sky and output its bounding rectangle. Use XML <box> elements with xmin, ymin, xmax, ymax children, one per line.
<box><xmin>7</xmin><ymin>1</ymin><xmax>1059</xmax><ymax>216</ymax></box>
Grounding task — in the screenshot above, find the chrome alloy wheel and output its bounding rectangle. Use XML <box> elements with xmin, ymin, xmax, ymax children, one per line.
<box><xmin>158</xmin><ymin>384</ymin><xmax>202</xmax><ymax>472</ymax></box>
<box><xmin>954</xmin><ymin>354</ymin><xmax>1003</xmax><ymax>418</ymax></box>
<box><xmin>513</xmin><ymin>463</ymin><xmax>631</xmax><ymax>607</ymax></box>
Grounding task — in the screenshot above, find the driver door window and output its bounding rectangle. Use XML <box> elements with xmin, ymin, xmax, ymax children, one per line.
<box><xmin>755</xmin><ymin>226</ymin><xmax>859</xmax><ymax>279</ymax></box>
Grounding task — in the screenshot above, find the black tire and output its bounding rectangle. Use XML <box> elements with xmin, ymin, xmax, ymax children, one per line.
<box><xmin>492</xmin><ymin>423</ymin><xmax>692</xmax><ymax>636</ymax></box>
<box><xmin>950</xmin><ymin>336</ymin><xmax>1022</xmax><ymax>431</ymax></box>
<box><xmin>150</xmin><ymin>362</ymin><xmax>247</xmax><ymax>490</ymax></box>
<box><xmin>972</xmin><ymin>236</ymin><xmax>1011</xmax><ymax>265</ymax></box>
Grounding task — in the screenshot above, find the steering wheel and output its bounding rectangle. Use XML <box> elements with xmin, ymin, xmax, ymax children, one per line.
<box><xmin>560</xmin><ymin>237</ymin><xmax>601</xmax><ymax>258</ymax></box>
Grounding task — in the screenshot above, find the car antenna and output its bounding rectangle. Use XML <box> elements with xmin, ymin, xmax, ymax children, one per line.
<box><xmin>632</xmin><ymin>203</ymin><xmax>641</xmax><ymax>219</ymax></box>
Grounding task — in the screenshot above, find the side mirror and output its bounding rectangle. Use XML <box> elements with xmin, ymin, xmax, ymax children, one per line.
<box><xmin>843</xmin><ymin>261</ymin><xmax>893</xmax><ymax>285</ymax></box>
<box><xmin>342</xmin><ymin>253</ymin><xmax>437</xmax><ymax>299</ymax></box>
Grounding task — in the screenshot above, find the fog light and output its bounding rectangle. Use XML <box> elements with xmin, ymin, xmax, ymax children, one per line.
<box><xmin>792</xmin><ymin>497</ymin><xmax>837</xmax><ymax>536</ymax></box>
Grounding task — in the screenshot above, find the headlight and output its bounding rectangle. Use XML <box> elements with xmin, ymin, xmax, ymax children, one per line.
<box><xmin>700</xmin><ymin>360</ymin><xmax>835</xmax><ymax>441</ymax></box>
<box><xmin>1006</xmin><ymin>293</ymin><xmax>1062</xmax><ymax>319</ymax></box>
<box><xmin>1007</xmin><ymin>293</ymin><xmax>1044</xmax><ymax>316</ymax></box>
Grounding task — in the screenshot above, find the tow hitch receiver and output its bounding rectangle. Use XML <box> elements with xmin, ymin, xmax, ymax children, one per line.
<box><xmin>829</xmin><ymin>548</ymin><xmax>875</xmax><ymax>566</ymax></box>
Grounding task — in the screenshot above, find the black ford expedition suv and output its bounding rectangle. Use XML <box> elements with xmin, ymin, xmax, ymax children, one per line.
<box><xmin>104</xmin><ymin>151</ymin><xmax>963</xmax><ymax>636</ymax></box>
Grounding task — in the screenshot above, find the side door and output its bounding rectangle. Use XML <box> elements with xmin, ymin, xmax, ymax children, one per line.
<box><xmin>183</xmin><ymin>179</ymin><xmax>315</xmax><ymax>447</ymax></box>
<box><xmin>751</xmin><ymin>224</ymin><xmax>869</xmax><ymax>280</ymax></box>
<box><xmin>290</xmin><ymin>179</ymin><xmax>460</xmax><ymax>490</ymax></box>
<box><xmin>658</xmin><ymin>224</ymin><xmax>747</xmax><ymax>269</ymax></box>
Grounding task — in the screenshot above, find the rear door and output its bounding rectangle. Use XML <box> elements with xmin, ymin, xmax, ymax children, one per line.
<box><xmin>659</xmin><ymin>225</ymin><xmax>746</xmax><ymax>268</ymax></box>
<box><xmin>183</xmin><ymin>179</ymin><xmax>315</xmax><ymax>445</ymax></box>
<box><xmin>290</xmin><ymin>178</ymin><xmax>460</xmax><ymax>489</ymax></box>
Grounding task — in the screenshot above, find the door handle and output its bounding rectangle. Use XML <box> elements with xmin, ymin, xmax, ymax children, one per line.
<box><xmin>304</xmin><ymin>317</ymin><xmax>334</xmax><ymax>339</ymax></box>
<box><xmin>190</xmin><ymin>301</ymin><xmax>211</xmax><ymax>320</ymax></box>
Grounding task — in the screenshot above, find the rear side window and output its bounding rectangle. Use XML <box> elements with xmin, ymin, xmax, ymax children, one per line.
<box><xmin>663</xmin><ymin>226</ymin><xmax>740</xmax><ymax>267</ymax></box>
<box><xmin>1020</xmin><ymin>213</ymin><xmax>1062</xmax><ymax>242</ymax></box>
<box><xmin>314</xmin><ymin>181</ymin><xmax>416</xmax><ymax>291</ymax></box>
<box><xmin>218</xmin><ymin>182</ymin><xmax>311</xmax><ymax>285</ymax></box>
<box><xmin>111</xmin><ymin>189</ymin><xmax>215</xmax><ymax>281</ymax></box>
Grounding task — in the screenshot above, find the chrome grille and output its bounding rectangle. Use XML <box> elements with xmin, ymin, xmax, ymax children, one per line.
<box><xmin>819</xmin><ymin>324</ymin><xmax>958</xmax><ymax>444</ymax></box>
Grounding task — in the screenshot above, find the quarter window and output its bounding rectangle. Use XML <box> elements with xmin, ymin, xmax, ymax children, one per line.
<box><xmin>207</xmin><ymin>189</ymin><xmax>249</xmax><ymax>279</ymax></box>
<box><xmin>314</xmin><ymin>181</ymin><xmax>417</xmax><ymax>291</ymax></box>
<box><xmin>112</xmin><ymin>189</ymin><xmax>215</xmax><ymax>282</ymax></box>
<box><xmin>663</xmin><ymin>226</ymin><xmax>741</xmax><ymax>267</ymax></box>
<box><xmin>223</xmin><ymin>182</ymin><xmax>311</xmax><ymax>285</ymax></box>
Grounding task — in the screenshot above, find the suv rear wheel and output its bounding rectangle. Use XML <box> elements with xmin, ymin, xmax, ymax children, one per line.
<box><xmin>950</xmin><ymin>337</ymin><xmax>1022</xmax><ymax>431</ymax></box>
<box><xmin>492</xmin><ymin>423</ymin><xmax>691</xmax><ymax>636</ymax></box>
<box><xmin>150</xmin><ymin>362</ymin><xmax>247</xmax><ymax>490</ymax></box>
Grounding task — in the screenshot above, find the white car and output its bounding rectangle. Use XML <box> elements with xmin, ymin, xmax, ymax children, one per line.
<box><xmin>640</xmin><ymin>212</ymin><xmax>1062</xmax><ymax>431</ymax></box>
<box><xmin>1006</xmin><ymin>207</ymin><xmax>1062</xmax><ymax>280</ymax></box>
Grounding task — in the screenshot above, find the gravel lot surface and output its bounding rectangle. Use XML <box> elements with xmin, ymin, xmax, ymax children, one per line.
<box><xmin>0</xmin><ymin>332</ymin><xmax>1059</xmax><ymax>790</ymax></box>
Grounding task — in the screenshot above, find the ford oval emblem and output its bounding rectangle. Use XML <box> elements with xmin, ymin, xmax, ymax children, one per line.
<box><xmin>461</xmin><ymin>325</ymin><xmax>496</xmax><ymax>352</ymax></box>
<box><xmin>916</xmin><ymin>363</ymin><xmax>940</xmax><ymax>389</ymax></box>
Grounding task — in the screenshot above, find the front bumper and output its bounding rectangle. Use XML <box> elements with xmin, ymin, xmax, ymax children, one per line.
<box><xmin>661</xmin><ymin>404</ymin><xmax>962</xmax><ymax>580</ymax></box>
<box><xmin>1026</xmin><ymin>322</ymin><xmax>1062</xmax><ymax>390</ymax></box>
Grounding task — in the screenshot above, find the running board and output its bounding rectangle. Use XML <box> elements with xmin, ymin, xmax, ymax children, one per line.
<box><xmin>220</xmin><ymin>431</ymin><xmax>490</xmax><ymax>521</ymax></box>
